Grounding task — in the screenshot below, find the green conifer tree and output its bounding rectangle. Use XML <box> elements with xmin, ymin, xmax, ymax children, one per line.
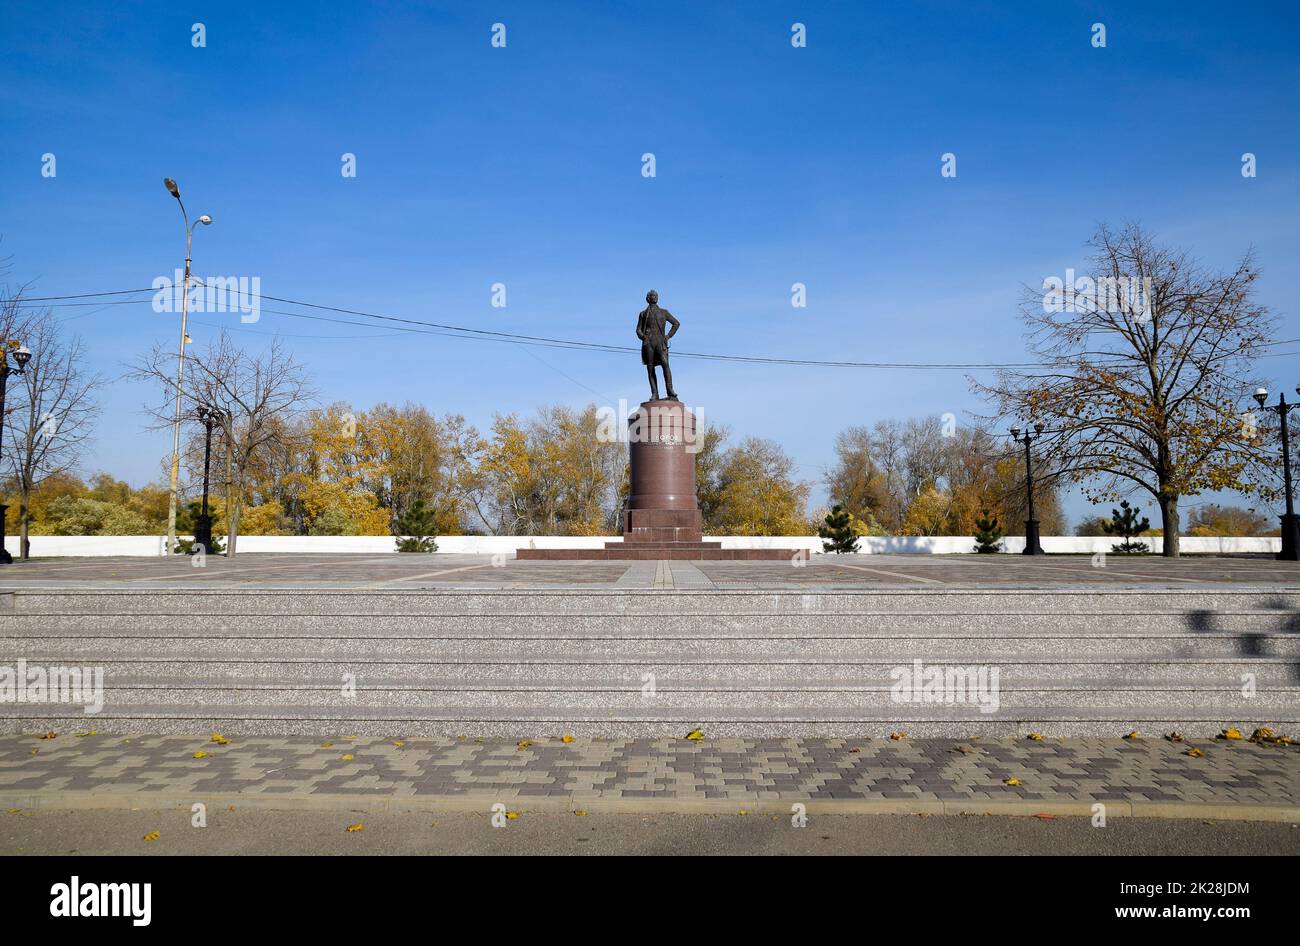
<box><xmin>973</xmin><ymin>507</ymin><xmax>1004</xmax><ymax>553</ymax></box>
<box><xmin>394</xmin><ymin>498</ymin><xmax>440</xmax><ymax>553</ymax></box>
<box><xmin>818</xmin><ymin>504</ymin><xmax>860</xmax><ymax>554</ymax></box>
<box><xmin>1102</xmin><ymin>500</ymin><xmax>1151</xmax><ymax>554</ymax></box>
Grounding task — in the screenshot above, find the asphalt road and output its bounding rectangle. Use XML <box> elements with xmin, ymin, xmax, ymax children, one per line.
<box><xmin>3</xmin><ymin>807</ymin><xmax>1297</xmax><ymax>855</ymax></box>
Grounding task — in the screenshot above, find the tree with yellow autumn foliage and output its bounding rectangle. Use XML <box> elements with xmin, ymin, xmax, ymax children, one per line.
<box><xmin>975</xmin><ymin>223</ymin><xmax>1276</xmax><ymax>556</ymax></box>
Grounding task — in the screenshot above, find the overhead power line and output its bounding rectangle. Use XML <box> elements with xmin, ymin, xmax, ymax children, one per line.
<box><xmin>12</xmin><ymin>285</ymin><xmax>1300</xmax><ymax>371</ymax></box>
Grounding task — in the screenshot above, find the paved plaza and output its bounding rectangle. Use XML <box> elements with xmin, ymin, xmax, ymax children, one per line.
<box><xmin>3</xmin><ymin>552</ymin><xmax>1300</xmax><ymax>589</ymax></box>
<box><xmin>3</xmin><ymin>552</ymin><xmax>1298</xmax><ymax>830</ymax></box>
<box><xmin>2</xmin><ymin>733</ymin><xmax>1296</xmax><ymax>822</ymax></box>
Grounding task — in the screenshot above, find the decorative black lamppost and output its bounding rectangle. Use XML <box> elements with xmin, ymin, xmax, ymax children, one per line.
<box><xmin>1010</xmin><ymin>421</ymin><xmax>1045</xmax><ymax>555</ymax></box>
<box><xmin>1252</xmin><ymin>386</ymin><xmax>1300</xmax><ymax>562</ymax></box>
<box><xmin>192</xmin><ymin>403</ymin><xmax>225</xmax><ymax>554</ymax></box>
<box><xmin>0</xmin><ymin>341</ymin><xmax>33</xmax><ymax>565</ymax></box>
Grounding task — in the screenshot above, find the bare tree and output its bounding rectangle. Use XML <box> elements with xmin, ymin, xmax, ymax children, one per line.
<box><xmin>974</xmin><ymin>223</ymin><xmax>1275</xmax><ymax>557</ymax></box>
<box><xmin>0</xmin><ymin>301</ymin><xmax>103</xmax><ymax>558</ymax></box>
<box><xmin>129</xmin><ymin>332</ymin><xmax>315</xmax><ymax>554</ymax></box>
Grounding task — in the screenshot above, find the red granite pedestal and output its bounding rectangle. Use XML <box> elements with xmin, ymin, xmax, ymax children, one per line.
<box><xmin>516</xmin><ymin>400</ymin><xmax>804</xmax><ymax>561</ymax></box>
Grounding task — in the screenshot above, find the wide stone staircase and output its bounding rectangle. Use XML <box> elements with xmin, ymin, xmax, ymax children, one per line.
<box><xmin>1</xmin><ymin>588</ymin><xmax>1297</xmax><ymax>737</ymax></box>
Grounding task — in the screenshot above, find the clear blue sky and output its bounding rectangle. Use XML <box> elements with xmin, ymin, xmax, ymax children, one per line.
<box><xmin>2</xmin><ymin>0</ymin><xmax>1298</xmax><ymax>525</ymax></box>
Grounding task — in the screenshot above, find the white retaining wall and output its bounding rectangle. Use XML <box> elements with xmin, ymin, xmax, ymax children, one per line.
<box><xmin>3</xmin><ymin>534</ymin><xmax>1282</xmax><ymax>557</ymax></box>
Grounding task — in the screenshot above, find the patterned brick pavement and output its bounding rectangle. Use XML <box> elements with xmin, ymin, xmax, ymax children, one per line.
<box><xmin>2</xmin><ymin>733</ymin><xmax>1296</xmax><ymax>816</ymax></box>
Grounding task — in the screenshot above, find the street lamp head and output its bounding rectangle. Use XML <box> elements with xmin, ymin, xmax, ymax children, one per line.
<box><xmin>1010</xmin><ymin>425</ymin><xmax>1022</xmax><ymax>440</ymax></box>
<box><xmin>1253</xmin><ymin>387</ymin><xmax>1269</xmax><ymax>408</ymax></box>
<box><xmin>164</xmin><ymin>177</ymin><xmax>180</xmax><ymax>199</ymax></box>
<box><xmin>1033</xmin><ymin>421</ymin><xmax>1044</xmax><ymax>436</ymax></box>
<box><xmin>12</xmin><ymin>345</ymin><xmax>31</xmax><ymax>370</ymax></box>
<box><xmin>197</xmin><ymin>214</ymin><xmax>212</xmax><ymax>225</ymax></box>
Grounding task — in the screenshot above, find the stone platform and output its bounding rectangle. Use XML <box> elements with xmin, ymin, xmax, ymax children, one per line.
<box><xmin>2</xmin><ymin>554</ymin><xmax>1299</xmax><ymax>739</ymax></box>
<box><xmin>517</xmin><ymin>398</ymin><xmax>803</xmax><ymax>560</ymax></box>
<box><xmin>515</xmin><ymin>543</ymin><xmax>798</xmax><ymax>561</ymax></box>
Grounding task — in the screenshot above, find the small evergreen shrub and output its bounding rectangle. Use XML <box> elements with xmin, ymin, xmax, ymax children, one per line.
<box><xmin>394</xmin><ymin>498</ymin><xmax>439</xmax><ymax>553</ymax></box>
<box><xmin>972</xmin><ymin>507</ymin><xmax>1004</xmax><ymax>553</ymax></box>
<box><xmin>818</xmin><ymin>504</ymin><xmax>861</xmax><ymax>554</ymax></box>
<box><xmin>1102</xmin><ymin>500</ymin><xmax>1151</xmax><ymax>554</ymax></box>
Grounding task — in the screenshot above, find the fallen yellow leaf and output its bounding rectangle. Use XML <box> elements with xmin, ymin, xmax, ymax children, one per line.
<box><xmin>505</xmin><ymin>811</ymin><xmax>520</xmax><ymax>820</ymax></box>
<box><xmin>685</xmin><ymin>729</ymin><xmax>704</xmax><ymax>741</ymax></box>
<box><xmin>392</xmin><ymin>741</ymin><xmax>405</xmax><ymax>748</ymax></box>
<box><xmin>1003</xmin><ymin>777</ymin><xmax>1022</xmax><ymax>786</ymax></box>
<box><xmin>890</xmin><ymin>731</ymin><xmax>907</xmax><ymax>741</ymax></box>
<box><xmin>1186</xmin><ymin>747</ymin><xmax>1205</xmax><ymax>758</ymax></box>
<box><xmin>340</xmin><ymin>754</ymin><xmax>354</xmax><ymax>761</ymax></box>
<box><xmin>210</xmin><ymin>733</ymin><xmax>229</xmax><ymax>745</ymax></box>
<box><xmin>192</xmin><ymin>750</ymin><xmax>208</xmax><ymax>759</ymax></box>
<box><xmin>1027</xmin><ymin>732</ymin><xmax>1043</xmax><ymax>741</ymax></box>
<box><xmin>320</xmin><ymin>742</ymin><xmax>333</xmax><ymax>748</ymax></box>
<box><xmin>76</xmin><ymin>730</ymin><xmax>97</xmax><ymax>738</ymax></box>
<box><xmin>38</xmin><ymin>731</ymin><xmax>57</xmax><ymax>740</ymax></box>
<box><xmin>1165</xmin><ymin>732</ymin><xmax>1185</xmax><ymax>743</ymax></box>
<box><xmin>561</xmin><ymin>735</ymin><xmax>574</xmax><ymax>743</ymax></box>
<box><xmin>573</xmin><ymin>809</ymin><xmax>588</xmax><ymax>816</ymax></box>
<box><xmin>1124</xmin><ymin>731</ymin><xmax>1141</xmax><ymax>740</ymax></box>
<box><xmin>143</xmin><ymin>831</ymin><xmax>160</xmax><ymax>842</ymax></box>
<box><xmin>346</xmin><ymin>823</ymin><xmax>364</xmax><ymax>832</ymax></box>
<box><xmin>1218</xmin><ymin>728</ymin><xmax>1243</xmax><ymax>740</ymax></box>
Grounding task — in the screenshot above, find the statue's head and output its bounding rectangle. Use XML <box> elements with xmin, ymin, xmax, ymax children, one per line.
<box><xmin>646</xmin><ymin>290</ymin><xmax>658</xmax><ymax>305</ymax></box>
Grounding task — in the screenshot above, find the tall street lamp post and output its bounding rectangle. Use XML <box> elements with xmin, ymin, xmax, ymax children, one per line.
<box><xmin>163</xmin><ymin>177</ymin><xmax>212</xmax><ymax>555</ymax></box>
<box><xmin>1010</xmin><ymin>422</ymin><xmax>1045</xmax><ymax>555</ymax></box>
<box><xmin>0</xmin><ymin>341</ymin><xmax>33</xmax><ymax>565</ymax></box>
<box><xmin>193</xmin><ymin>403</ymin><xmax>226</xmax><ymax>554</ymax></box>
<box><xmin>1252</xmin><ymin>386</ymin><xmax>1300</xmax><ymax>561</ymax></box>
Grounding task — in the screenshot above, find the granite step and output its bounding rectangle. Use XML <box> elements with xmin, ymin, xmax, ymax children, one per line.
<box><xmin>15</xmin><ymin>661</ymin><xmax>1294</xmax><ymax>686</ymax></box>
<box><xmin>4</xmin><ymin>611</ymin><xmax>1298</xmax><ymax>634</ymax></box>
<box><xmin>10</xmin><ymin>588</ymin><xmax>1300</xmax><ymax>616</ymax></box>
<box><xmin>7</xmin><ymin>633</ymin><xmax>1300</xmax><ymax>661</ymax></box>
<box><xmin>3</xmin><ymin>703</ymin><xmax>1292</xmax><ymax>739</ymax></box>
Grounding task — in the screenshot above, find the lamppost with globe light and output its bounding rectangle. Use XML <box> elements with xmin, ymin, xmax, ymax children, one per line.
<box><xmin>0</xmin><ymin>341</ymin><xmax>33</xmax><ymax>565</ymax></box>
<box><xmin>163</xmin><ymin>177</ymin><xmax>212</xmax><ymax>555</ymax></box>
<box><xmin>1252</xmin><ymin>385</ymin><xmax>1300</xmax><ymax>561</ymax></box>
<box><xmin>1010</xmin><ymin>422</ymin><xmax>1045</xmax><ymax>555</ymax></box>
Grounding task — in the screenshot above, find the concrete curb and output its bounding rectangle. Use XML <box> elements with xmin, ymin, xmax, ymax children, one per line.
<box><xmin>3</xmin><ymin>790</ymin><xmax>1296</xmax><ymax>823</ymax></box>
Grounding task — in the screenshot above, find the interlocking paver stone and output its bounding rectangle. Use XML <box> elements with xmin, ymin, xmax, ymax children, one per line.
<box><xmin>1</xmin><ymin>734</ymin><xmax>1296</xmax><ymax>810</ymax></box>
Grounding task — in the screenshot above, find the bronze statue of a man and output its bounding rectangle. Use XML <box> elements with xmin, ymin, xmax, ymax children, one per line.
<box><xmin>636</xmin><ymin>289</ymin><xmax>680</xmax><ymax>400</ymax></box>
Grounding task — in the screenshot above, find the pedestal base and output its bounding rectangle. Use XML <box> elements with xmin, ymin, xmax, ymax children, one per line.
<box><xmin>0</xmin><ymin>503</ymin><xmax>10</xmax><ymax>565</ymax></box>
<box><xmin>517</xmin><ymin>400</ymin><xmax>805</xmax><ymax>561</ymax></box>
<box><xmin>514</xmin><ymin>545</ymin><xmax>801</xmax><ymax>561</ymax></box>
<box><xmin>1278</xmin><ymin>513</ymin><xmax>1300</xmax><ymax>561</ymax></box>
<box><xmin>1022</xmin><ymin>519</ymin><xmax>1045</xmax><ymax>555</ymax></box>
